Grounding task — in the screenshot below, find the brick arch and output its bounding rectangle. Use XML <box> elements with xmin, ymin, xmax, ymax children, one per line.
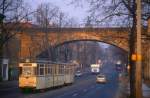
<box><xmin>54</xmin><ymin>39</ymin><xmax>128</xmax><ymax>53</ymax></box>
<box><xmin>18</xmin><ymin>28</ymin><xmax>129</xmax><ymax>59</ymax></box>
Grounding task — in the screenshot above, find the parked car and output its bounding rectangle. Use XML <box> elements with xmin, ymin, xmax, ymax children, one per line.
<box><xmin>96</xmin><ymin>74</ymin><xmax>107</xmax><ymax>83</ymax></box>
<box><xmin>75</xmin><ymin>71</ymin><xmax>82</xmax><ymax>77</ymax></box>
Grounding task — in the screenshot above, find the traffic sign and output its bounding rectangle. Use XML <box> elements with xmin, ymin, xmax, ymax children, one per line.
<box><xmin>131</xmin><ymin>54</ymin><xmax>142</xmax><ymax>61</ymax></box>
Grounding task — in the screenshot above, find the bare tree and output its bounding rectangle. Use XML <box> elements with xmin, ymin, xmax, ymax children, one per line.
<box><xmin>64</xmin><ymin>17</ymin><xmax>79</xmax><ymax>27</ymax></box>
<box><xmin>70</xmin><ymin>0</ymin><xmax>150</xmax><ymax>97</ymax></box>
<box><xmin>54</xmin><ymin>11</ymin><xmax>79</xmax><ymax>28</ymax></box>
<box><xmin>0</xmin><ymin>0</ymin><xmax>34</xmax><ymax>57</ymax></box>
<box><xmin>84</xmin><ymin>16</ymin><xmax>93</xmax><ymax>27</ymax></box>
<box><xmin>34</xmin><ymin>3</ymin><xmax>60</xmax><ymax>28</ymax></box>
<box><xmin>34</xmin><ymin>2</ymin><xmax>80</xmax><ymax>28</ymax></box>
<box><xmin>70</xmin><ymin>0</ymin><xmax>150</xmax><ymax>26</ymax></box>
<box><xmin>0</xmin><ymin>0</ymin><xmax>34</xmax><ymax>80</ymax></box>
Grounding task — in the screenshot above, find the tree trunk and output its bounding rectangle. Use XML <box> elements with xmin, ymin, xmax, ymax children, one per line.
<box><xmin>0</xmin><ymin>46</ymin><xmax>3</xmax><ymax>79</ymax></box>
<box><xmin>129</xmin><ymin>2</ymin><xmax>137</xmax><ymax>97</ymax></box>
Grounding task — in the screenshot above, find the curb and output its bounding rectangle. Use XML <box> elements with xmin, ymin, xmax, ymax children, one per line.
<box><xmin>115</xmin><ymin>75</ymin><xmax>129</xmax><ymax>98</ymax></box>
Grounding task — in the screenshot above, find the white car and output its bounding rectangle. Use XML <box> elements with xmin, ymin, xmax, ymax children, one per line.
<box><xmin>75</xmin><ymin>71</ymin><xmax>82</xmax><ymax>77</ymax></box>
<box><xmin>96</xmin><ymin>74</ymin><xmax>107</xmax><ymax>83</ymax></box>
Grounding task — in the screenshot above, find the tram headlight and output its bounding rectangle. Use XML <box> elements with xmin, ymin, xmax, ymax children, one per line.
<box><xmin>25</xmin><ymin>59</ymin><xmax>30</xmax><ymax>63</ymax></box>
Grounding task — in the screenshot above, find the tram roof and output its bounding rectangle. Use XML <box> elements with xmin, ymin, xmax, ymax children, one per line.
<box><xmin>20</xmin><ymin>59</ymin><xmax>75</xmax><ymax>65</ymax></box>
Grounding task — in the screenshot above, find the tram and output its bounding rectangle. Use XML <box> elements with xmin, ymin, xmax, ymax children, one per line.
<box><xmin>19</xmin><ymin>60</ymin><xmax>75</xmax><ymax>90</ymax></box>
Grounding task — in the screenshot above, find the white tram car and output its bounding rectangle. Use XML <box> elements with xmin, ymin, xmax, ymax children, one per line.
<box><xmin>19</xmin><ymin>61</ymin><xmax>75</xmax><ymax>90</ymax></box>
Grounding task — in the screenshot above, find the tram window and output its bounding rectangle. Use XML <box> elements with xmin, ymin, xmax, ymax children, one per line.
<box><xmin>45</xmin><ymin>65</ymin><xmax>48</xmax><ymax>75</ymax></box>
<box><xmin>47</xmin><ymin>65</ymin><xmax>52</xmax><ymax>75</ymax></box>
<box><xmin>19</xmin><ymin>67</ymin><xmax>22</xmax><ymax>75</ymax></box>
<box><xmin>50</xmin><ymin>67</ymin><xmax>52</xmax><ymax>74</ymax></box>
<box><xmin>65</xmin><ymin>68</ymin><xmax>70</xmax><ymax>74</ymax></box>
<box><xmin>40</xmin><ymin>64</ymin><xmax>44</xmax><ymax>67</ymax></box>
<box><xmin>21</xmin><ymin>67</ymin><xmax>34</xmax><ymax>76</ymax></box>
<box><xmin>39</xmin><ymin>67</ymin><xmax>44</xmax><ymax>75</ymax></box>
<box><xmin>53</xmin><ymin>66</ymin><xmax>57</xmax><ymax>74</ymax></box>
<box><xmin>48</xmin><ymin>67</ymin><xmax>50</xmax><ymax>74</ymax></box>
<box><xmin>59</xmin><ymin>66</ymin><xmax>64</xmax><ymax>74</ymax></box>
<box><xmin>39</xmin><ymin>64</ymin><xmax>45</xmax><ymax>76</ymax></box>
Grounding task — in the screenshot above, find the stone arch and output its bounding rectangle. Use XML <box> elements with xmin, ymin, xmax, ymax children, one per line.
<box><xmin>18</xmin><ymin>28</ymin><xmax>129</xmax><ymax>59</ymax></box>
<box><xmin>54</xmin><ymin>39</ymin><xmax>128</xmax><ymax>53</ymax></box>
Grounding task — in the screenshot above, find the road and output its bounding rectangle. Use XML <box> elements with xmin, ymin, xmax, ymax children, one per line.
<box><xmin>0</xmin><ymin>62</ymin><xmax>119</xmax><ymax>98</ymax></box>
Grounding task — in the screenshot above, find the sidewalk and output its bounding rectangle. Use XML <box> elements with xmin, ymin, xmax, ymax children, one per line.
<box><xmin>0</xmin><ymin>80</ymin><xmax>18</xmax><ymax>91</ymax></box>
<box><xmin>115</xmin><ymin>74</ymin><xmax>129</xmax><ymax>98</ymax></box>
<box><xmin>126</xmin><ymin>83</ymin><xmax>150</xmax><ymax>98</ymax></box>
<box><xmin>116</xmin><ymin>74</ymin><xmax>150</xmax><ymax>98</ymax></box>
<box><xmin>142</xmin><ymin>83</ymin><xmax>150</xmax><ymax>98</ymax></box>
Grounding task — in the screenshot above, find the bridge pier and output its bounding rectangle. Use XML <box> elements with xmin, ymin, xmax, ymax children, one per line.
<box><xmin>143</xmin><ymin>41</ymin><xmax>150</xmax><ymax>81</ymax></box>
<box><xmin>143</xmin><ymin>17</ymin><xmax>150</xmax><ymax>83</ymax></box>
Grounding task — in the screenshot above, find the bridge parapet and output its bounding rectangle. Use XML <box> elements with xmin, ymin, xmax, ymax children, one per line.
<box><xmin>11</xmin><ymin>27</ymin><xmax>149</xmax><ymax>60</ymax></box>
<box><xmin>16</xmin><ymin>28</ymin><xmax>130</xmax><ymax>59</ymax></box>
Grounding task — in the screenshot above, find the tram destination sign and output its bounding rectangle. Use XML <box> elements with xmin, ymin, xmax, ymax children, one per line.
<box><xmin>23</xmin><ymin>64</ymin><xmax>32</xmax><ymax>66</ymax></box>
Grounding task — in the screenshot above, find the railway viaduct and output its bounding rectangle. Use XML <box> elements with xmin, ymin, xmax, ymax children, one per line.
<box><xmin>18</xmin><ymin>28</ymin><xmax>130</xmax><ymax>59</ymax></box>
<box><xmin>7</xmin><ymin>18</ymin><xmax>149</xmax><ymax>81</ymax></box>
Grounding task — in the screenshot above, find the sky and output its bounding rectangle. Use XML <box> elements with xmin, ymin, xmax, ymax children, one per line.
<box><xmin>27</xmin><ymin>0</ymin><xmax>89</xmax><ymax>23</ymax></box>
<box><xmin>26</xmin><ymin>0</ymin><xmax>110</xmax><ymax>48</ymax></box>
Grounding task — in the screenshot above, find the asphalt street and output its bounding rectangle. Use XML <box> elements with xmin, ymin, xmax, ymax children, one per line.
<box><xmin>0</xmin><ymin>62</ymin><xmax>119</xmax><ymax>98</ymax></box>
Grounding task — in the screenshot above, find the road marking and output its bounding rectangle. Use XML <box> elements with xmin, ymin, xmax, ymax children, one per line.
<box><xmin>83</xmin><ymin>89</ymin><xmax>87</xmax><ymax>92</ymax></box>
<box><xmin>72</xmin><ymin>93</ymin><xmax>78</xmax><ymax>96</ymax></box>
<box><xmin>56</xmin><ymin>90</ymin><xmax>77</xmax><ymax>98</ymax></box>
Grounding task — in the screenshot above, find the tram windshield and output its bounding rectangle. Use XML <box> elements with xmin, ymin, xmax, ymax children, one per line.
<box><xmin>20</xmin><ymin>67</ymin><xmax>36</xmax><ymax>76</ymax></box>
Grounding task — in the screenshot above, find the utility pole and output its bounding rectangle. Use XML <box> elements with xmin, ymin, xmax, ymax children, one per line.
<box><xmin>135</xmin><ymin>0</ymin><xmax>142</xmax><ymax>98</ymax></box>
